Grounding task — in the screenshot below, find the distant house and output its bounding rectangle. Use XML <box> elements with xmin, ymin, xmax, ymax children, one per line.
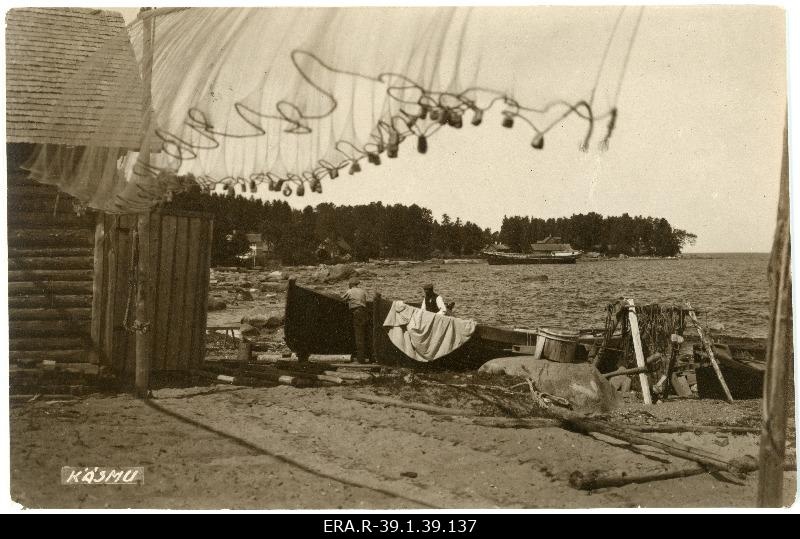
<box><xmin>317</xmin><ymin>237</ymin><xmax>352</xmax><ymax>261</ymax></box>
<box><xmin>530</xmin><ymin>236</ymin><xmax>575</xmax><ymax>252</ymax></box>
<box><xmin>244</xmin><ymin>232</ymin><xmax>277</xmax><ymax>265</ymax></box>
<box><xmin>486</xmin><ymin>242</ymin><xmax>511</xmax><ymax>252</ymax></box>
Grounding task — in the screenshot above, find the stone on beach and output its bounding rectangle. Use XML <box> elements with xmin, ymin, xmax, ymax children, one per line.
<box><xmin>239</xmin><ymin>323</ymin><xmax>259</xmax><ymax>337</ymax></box>
<box><xmin>266</xmin><ymin>270</ymin><xmax>285</xmax><ymax>282</ymax></box>
<box><xmin>521</xmin><ymin>274</ymin><xmax>548</xmax><ymax>282</ymax></box>
<box><xmin>207</xmin><ymin>297</ymin><xmax>227</xmax><ymax>311</ymax></box>
<box><xmin>261</xmin><ymin>281</ymin><xmax>289</xmax><ymax>292</ymax></box>
<box><xmin>236</xmin><ymin>288</ymin><xmax>254</xmax><ymax>301</ymax></box>
<box><xmin>313</xmin><ymin>263</ymin><xmax>356</xmax><ymax>283</ymax></box>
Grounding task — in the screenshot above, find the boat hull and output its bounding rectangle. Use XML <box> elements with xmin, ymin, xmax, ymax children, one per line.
<box><xmin>285</xmin><ymin>280</ymin><xmax>545</xmax><ymax>369</ymax></box>
<box><xmin>485</xmin><ymin>253</ymin><xmax>579</xmax><ymax>265</ymax></box>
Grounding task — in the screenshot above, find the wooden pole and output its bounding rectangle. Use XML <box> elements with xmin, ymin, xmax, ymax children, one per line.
<box><xmin>372</xmin><ymin>292</ymin><xmax>382</xmax><ymax>363</ymax></box>
<box><xmin>758</xmin><ymin>122</ymin><xmax>793</xmax><ymax>507</ymax></box>
<box><xmin>686</xmin><ymin>301</ymin><xmax>734</xmax><ymax>403</ymax></box>
<box><xmin>134</xmin><ymin>8</ymin><xmax>155</xmax><ymax>399</ymax></box>
<box><xmin>626</xmin><ymin>299</ymin><xmax>652</xmax><ymax>404</ymax></box>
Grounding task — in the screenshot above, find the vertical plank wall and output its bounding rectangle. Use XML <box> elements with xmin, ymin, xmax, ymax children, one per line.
<box><xmin>92</xmin><ymin>209</ymin><xmax>214</xmax><ymax>376</ymax></box>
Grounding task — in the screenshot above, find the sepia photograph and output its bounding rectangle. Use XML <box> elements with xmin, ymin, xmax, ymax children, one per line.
<box><xmin>1</xmin><ymin>2</ymin><xmax>796</xmax><ymax>513</ymax></box>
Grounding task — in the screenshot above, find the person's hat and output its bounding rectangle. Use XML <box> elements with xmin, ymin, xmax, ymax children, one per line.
<box><xmin>423</xmin><ymin>283</ymin><xmax>434</xmax><ymax>290</ymax></box>
<box><xmin>349</xmin><ymin>278</ymin><xmax>360</xmax><ymax>287</ymax></box>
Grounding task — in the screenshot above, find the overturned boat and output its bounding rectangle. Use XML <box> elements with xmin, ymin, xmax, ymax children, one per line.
<box><xmin>284</xmin><ymin>279</ymin><xmax>605</xmax><ymax>369</ymax></box>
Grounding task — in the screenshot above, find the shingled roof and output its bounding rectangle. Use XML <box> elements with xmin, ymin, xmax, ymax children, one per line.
<box><xmin>6</xmin><ymin>7</ymin><xmax>149</xmax><ymax>150</ymax></box>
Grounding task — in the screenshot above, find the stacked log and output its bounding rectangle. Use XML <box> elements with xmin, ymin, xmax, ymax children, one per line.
<box><xmin>6</xmin><ymin>167</ymin><xmax>96</xmax><ymax>374</ymax></box>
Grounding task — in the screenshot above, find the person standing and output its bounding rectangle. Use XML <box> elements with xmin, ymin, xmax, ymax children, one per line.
<box><xmin>342</xmin><ymin>278</ymin><xmax>370</xmax><ymax>363</ymax></box>
<box><xmin>421</xmin><ymin>283</ymin><xmax>450</xmax><ymax>315</ymax></box>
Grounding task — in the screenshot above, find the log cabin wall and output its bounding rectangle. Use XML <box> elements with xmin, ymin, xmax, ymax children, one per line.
<box><xmin>7</xmin><ymin>143</ymin><xmax>97</xmax><ymax>369</ymax></box>
<box><xmin>92</xmin><ymin>209</ymin><xmax>214</xmax><ymax>377</ymax></box>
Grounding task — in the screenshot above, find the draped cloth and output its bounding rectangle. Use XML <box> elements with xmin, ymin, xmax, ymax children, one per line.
<box><xmin>383</xmin><ymin>301</ymin><xmax>476</xmax><ymax>362</ymax></box>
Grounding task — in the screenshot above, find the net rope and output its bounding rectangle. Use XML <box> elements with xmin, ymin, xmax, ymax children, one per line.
<box><xmin>22</xmin><ymin>6</ymin><xmax>645</xmax><ymax>213</ymax></box>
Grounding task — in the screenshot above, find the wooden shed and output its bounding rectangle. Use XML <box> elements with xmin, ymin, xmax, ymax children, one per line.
<box><xmin>6</xmin><ymin>8</ymin><xmax>213</xmax><ymax>385</ymax></box>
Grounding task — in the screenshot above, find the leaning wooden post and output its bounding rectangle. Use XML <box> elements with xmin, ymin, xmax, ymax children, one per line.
<box><xmin>372</xmin><ymin>292</ymin><xmax>382</xmax><ymax>364</ymax></box>
<box><xmin>758</xmin><ymin>122</ymin><xmax>792</xmax><ymax>507</ymax></box>
<box><xmin>135</xmin><ymin>8</ymin><xmax>155</xmax><ymax>399</ymax></box>
<box><xmin>625</xmin><ymin>299</ymin><xmax>652</xmax><ymax>405</ymax></box>
<box><xmin>686</xmin><ymin>301</ymin><xmax>734</xmax><ymax>404</ymax></box>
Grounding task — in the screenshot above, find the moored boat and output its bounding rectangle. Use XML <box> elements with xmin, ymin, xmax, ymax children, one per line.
<box><xmin>484</xmin><ymin>251</ymin><xmax>581</xmax><ymax>265</ymax></box>
<box><xmin>483</xmin><ymin>236</ymin><xmax>582</xmax><ymax>265</ymax></box>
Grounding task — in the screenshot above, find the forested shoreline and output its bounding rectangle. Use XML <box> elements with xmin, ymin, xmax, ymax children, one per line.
<box><xmin>165</xmin><ymin>190</ymin><xmax>696</xmax><ymax>265</ymax></box>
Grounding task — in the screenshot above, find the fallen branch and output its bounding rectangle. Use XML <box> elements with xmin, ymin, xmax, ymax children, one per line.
<box><xmin>570</xmin><ymin>456</ymin><xmax>797</xmax><ymax>490</ymax></box>
<box><xmin>344</xmin><ymin>393</ymin><xmax>478</xmax><ymax>417</ymax></box>
<box><xmin>471</xmin><ymin>417</ymin><xmax>561</xmax><ymax>429</ymax></box>
<box><xmin>628</xmin><ymin>424</ymin><xmax>761</xmax><ymax>435</ymax></box>
<box><xmin>547</xmin><ymin>406</ymin><xmax>745</xmax><ymax>473</ymax></box>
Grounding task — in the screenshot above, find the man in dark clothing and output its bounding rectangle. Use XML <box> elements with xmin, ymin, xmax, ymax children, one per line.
<box><xmin>342</xmin><ymin>278</ymin><xmax>370</xmax><ymax>363</ymax></box>
<box><xmin>421</xmin><ymin>283</ymin><xmax>453</xmax><ymax>315</ymax></box>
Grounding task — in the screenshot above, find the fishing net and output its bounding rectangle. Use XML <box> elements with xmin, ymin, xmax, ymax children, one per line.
<box><xmin>22</xmin><ymin>6</ymin><xmax>644</xmax><ymax>213</ymax></box>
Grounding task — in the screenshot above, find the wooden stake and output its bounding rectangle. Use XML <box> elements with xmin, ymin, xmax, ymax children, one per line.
<box><xmin>372</xmin><ymin>292</ymin><xmax>382</xmax><ymax>363</ymax></box>
<box><xmin>686</xmin><ymin>301</ymin><xmax>734</xmax><ymax>403</ymax></box>
<box><xmin>758</xmin><ymin>122</ymin><xmax>793</xmax><ymax>508</ymax></box>
<box><xmin>626</xmin><ymin>299</ymin><xmax>652</xmax><ymax>404</ymax></box>
<box><xmin>134</xmin><ymin>9</ymin><xmax>155</xmax><ymax>399</ymax></box>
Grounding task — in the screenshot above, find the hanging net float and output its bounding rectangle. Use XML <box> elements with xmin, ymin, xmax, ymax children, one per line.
<box><xmin>417</xmin><ymin>135</ymin><xmax>428</xmax><ymax>154</ymax></box>
<box><xmin>282</xmin><ymin>183</ymin><xmax>293</xmax><ymax>197</ymax></box>
<box><xmin>387</xmin><ymin>130</ymin><xmax>401</xmax><ymax>158</ymax></box>
<box><xmin>61</xmin><ymin>6</ymin><xmax>641</xmax><ymax>208</ymax></box>
<box><xmin>296</xmin><ymin>183</ymin><xmax>305</xmax><ymax>196</ymax></box>
<box><xmin>448</xmin><ymin>110</ymin><xmax>463</xmax><ymax>129</ymax></box>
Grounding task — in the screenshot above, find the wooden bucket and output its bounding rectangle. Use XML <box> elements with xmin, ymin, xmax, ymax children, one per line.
<box><xmin>538</xmin><ymin>328</ymin><xmax>580</xmax><ymax>363</ymax></box>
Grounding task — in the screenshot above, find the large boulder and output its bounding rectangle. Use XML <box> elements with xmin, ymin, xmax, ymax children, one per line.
<box><xmin>239</xmin><ymin>323</ymin><xmax>260</xmax><ymax>338</ymax></box>
<box><xmin>241</xmin><ymin>311</ymin><xmax>269</xmax><ymax>328</ymax></box>
<box><xmin>236</xmin><ymin>288</ymin><xmax>254</xmax><ymax>301</ymax></box>
<box><xmin>313</xmin><ymin>264</ymin><xmax>356</xmax><ymax>284</ymax></box>
<box><xmin>261</xmin><ymin>281</ymin><xmax>289</xmax><ymax>292</ymax></box>
<box><xmin>478</xmin><ymin>356</ymin><xmax>619</xmax><ymax>412</ymax></box>
<box><xmin>207</xmin><ymin>297</ymin><xmax>227</xmax><ymax>312</ymax></box>
<box><xmin>266</xmin><ymin>270</ymin><xmax>284</xmax><ymax>282</ymax></box>
<box><xmin>521</xmin><ymin>274</ymin><xmax>548</xmax><ymax>282</ymax></box>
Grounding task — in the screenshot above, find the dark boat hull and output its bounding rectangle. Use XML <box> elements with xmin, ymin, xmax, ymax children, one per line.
<box><xmin>485</xmin><ymin>253</ymin><xmax>578</xmax><ymax>265</ymax></box>
<box><xmin>284</xmin><ymin>280</ymin><xmax>540</xmax><ymax>370</ymax></box>
<box><xmin>694</xmin><ymin>337</ymin><xmax>766</xmax><ymax>399</ymax></box>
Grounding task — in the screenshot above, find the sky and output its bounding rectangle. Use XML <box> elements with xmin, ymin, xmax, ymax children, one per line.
<box><xmin>108</xmin><ymin>4</ymin><xmax>787</xmax><ymax>253</ymax></box>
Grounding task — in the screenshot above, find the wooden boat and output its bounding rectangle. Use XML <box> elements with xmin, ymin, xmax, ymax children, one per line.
<box><xmin>484</xmin><ymin>250</ymin><xmax>581</xmax><ymax>265</ymax></box>
<box><xmin>483</xmin><ymin>236</ymin><xmax>581</xmax><ymax>265</ymax></box>
<box><xmin>284</xmin><ymin>279</ymin><xmax>607</xmax><ymax>370</ymax></box>
<box><xmin>693</xmin><ymin>335</ymin><xmax>766</xmax><ymax>399</ymax></box>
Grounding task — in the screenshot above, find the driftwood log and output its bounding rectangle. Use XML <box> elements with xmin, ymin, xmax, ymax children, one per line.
<box><xmin>470</xmin><ymin>417</ymin><xmax>561</xmax><ymax>429</ymax></box>
<box><xmin>571</xmin><ymin>456</ymin><xmax>796</xmax><ymax>491</ymax></box>
<box><xmin>544</xmin><ymin>406</ymin><xmax>746</xmax><ymax>473</ymax></box>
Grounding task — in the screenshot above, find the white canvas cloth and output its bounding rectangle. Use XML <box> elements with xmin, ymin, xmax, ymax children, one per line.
<box><xmin>383</xmin><ymin>300</ymin><xmax>476</xmax><ymax>362</ymax></box>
